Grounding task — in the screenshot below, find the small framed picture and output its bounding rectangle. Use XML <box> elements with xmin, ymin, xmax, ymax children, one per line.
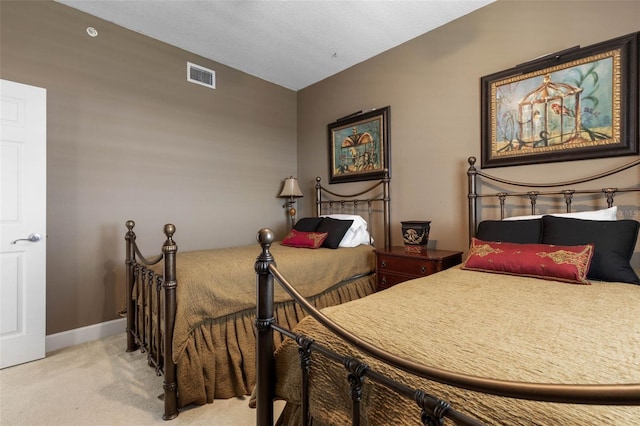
<box><xmin>328</xmin><ymin>106</ymin><xmax>390</xmax><ymax>183</ymax></box>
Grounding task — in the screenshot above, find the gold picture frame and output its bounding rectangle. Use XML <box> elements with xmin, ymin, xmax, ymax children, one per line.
<box><xmin>481</xmin><ymin>32</ymin><xmax>638</xmax><ymax>168</ymax></box>
<box><xmin>328</xmin><ymin>106</ymin><xmax>390</xmax><ymax>183</ymax></box>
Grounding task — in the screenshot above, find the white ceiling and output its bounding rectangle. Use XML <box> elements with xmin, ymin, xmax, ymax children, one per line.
<box><xmin>55</xmin><ymin>0</ymin><xmax>495</xmax><ymax>91</ymax></box>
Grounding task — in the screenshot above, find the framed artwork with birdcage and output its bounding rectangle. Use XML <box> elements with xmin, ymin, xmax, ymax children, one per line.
<box><xmin>480</xmin><ymin>32</ymin><xmax>638</xmax><ymax>168</ymax></box>
<box><xmin>328</xmin><ymin>106</ymin><xmax>390</xmax><ymax>183</ymax></box>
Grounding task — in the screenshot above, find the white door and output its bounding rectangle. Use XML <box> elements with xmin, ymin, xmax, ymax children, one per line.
<box><xmin>0</xmin><ymin>79</ymin><xmax>47</xmax><ymax>369</ymax></box>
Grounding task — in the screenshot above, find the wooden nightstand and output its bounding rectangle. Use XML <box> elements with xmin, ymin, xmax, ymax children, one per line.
<box><xmin>375</xmin><ymin>246</ymin><xmax>463</xmax><ymax>291</ymax></box>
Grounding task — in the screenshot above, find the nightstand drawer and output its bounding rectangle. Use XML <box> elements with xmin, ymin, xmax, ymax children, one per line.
<box><xmin>377</xmin><ymin>256</ymin><xmax>437</xmax><ymax>277</ymax></box>
<box><xmin>377</xmin><ymin>272</ymin><xmax>415</xmax><ymax>291</ymax></box>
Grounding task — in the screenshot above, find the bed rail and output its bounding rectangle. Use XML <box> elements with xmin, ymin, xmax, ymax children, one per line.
<box><xmin>467</xmin><ymin>156</ymin><xmax>640</xmax><ymax>243</ymax></box>
<box><xmin>125</xmin><ymin>220</ymin><xmax>178</xmax><ymax>420</ymax></box>
<box><xmin>315</xmin><ymin>169</ymin><xmax>391</xmax><ymax>250</ymax></box>
<box><xmin>255</xmin><ymin>229</ymin><xmax>640</xmax><ymax>426</ymax></box>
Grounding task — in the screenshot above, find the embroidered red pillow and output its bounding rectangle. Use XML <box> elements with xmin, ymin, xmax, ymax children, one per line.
<box><xmin>462</xmin><ymin>238</ymin><xmax>594</xmax><ymax>284</ymax></box>
<box><xmin>281</xmin><ymin>230</ymin><xmax>328</xmax><ymax>249</ymax></box>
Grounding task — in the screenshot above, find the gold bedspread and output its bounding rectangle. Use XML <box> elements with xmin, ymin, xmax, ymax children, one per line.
<box><xmin>163</xmin><ymin>242</ymin><xmax>375</xmax><ymax>407</ymax></box>
<box><xmin>273</xmin><ymin>266</ymin><xmax>640</xmax><ymax>425</ymax></box>
<box><xmin>171</xmin><ymin>243</ymin><xmax>374</xmax><ymax>361</ymax></box>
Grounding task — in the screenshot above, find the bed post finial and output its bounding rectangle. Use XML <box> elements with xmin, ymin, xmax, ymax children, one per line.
<box><xmin>164</xmin><ymin>223</ymin><xmax>175</xmax><ymax>240</ymax></box>
<box><xmin>257</xmin><ymin>228</ymin><xmax>274</xmax><ymax>247</ymax></box>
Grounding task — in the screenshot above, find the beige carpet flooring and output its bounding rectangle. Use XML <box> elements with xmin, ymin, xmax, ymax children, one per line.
<box><xmin>0</xmin><ymin>333</ymin><xmax>283</xmax><ymax>425</ymax></box>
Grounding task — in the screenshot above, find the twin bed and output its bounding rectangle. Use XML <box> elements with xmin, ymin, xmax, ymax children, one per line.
<box><xmin>253</xmin><ymin>157</ymin><xmax>640</xmax><ymax>425</ymax></box>
<box><xmin>124</xmin><ymin>173</ymin><xmax>390</xmax><ymax>419</ymax></box>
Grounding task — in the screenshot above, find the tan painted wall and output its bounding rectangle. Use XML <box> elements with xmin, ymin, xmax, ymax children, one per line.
<box><xmin>1</xmin><ymin>1</ymin><xmax>297</xmax><ymax>334</ymax></box>
<box><xmin>297</xmin><ymin>0</ymin><xmax>639</xmax><ymax>261</ymax></box>
<box><xmin>1</xmin><ymin>0</ymin><xmax>638</xmax><ymax>335</ymax></box>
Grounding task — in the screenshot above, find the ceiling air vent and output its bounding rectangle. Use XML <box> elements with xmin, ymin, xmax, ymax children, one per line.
<box><xmin>187</xmin><ymin>62</ymin><xmax>216</xmax><ymax>89</ymax></box>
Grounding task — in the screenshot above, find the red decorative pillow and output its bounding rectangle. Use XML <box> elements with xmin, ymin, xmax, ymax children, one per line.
<box><xmin>462</xmin><ymin>238</ymin><xmax>594</xmax><ymax>284</ymax></box>
<box><xmin>281</xmin><ymin>230</ymin><xmax>328</xmax><ymax>249</ymax></box>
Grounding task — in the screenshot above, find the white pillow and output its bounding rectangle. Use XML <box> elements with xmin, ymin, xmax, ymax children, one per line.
<box><xmin>320</xmin><ymin>214</ymin><xmax>372</xmax><ymax>247</ymax></box>
<box><xmin>503</xmin><ymin>206</ymin><xmax>617</xmax><ymax>221</ymax></box>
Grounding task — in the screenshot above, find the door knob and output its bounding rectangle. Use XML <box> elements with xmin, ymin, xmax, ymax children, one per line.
<box><xmin>10</xmin><ymin>233</ymin><xmax>41</xmax><ymax>244</ymax></box>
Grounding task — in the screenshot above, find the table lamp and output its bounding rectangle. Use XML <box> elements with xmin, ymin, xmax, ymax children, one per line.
<box><xmin>279</xmin><ymin>176</ymin><xmax>303</xmax><ymax>229</ymax></box>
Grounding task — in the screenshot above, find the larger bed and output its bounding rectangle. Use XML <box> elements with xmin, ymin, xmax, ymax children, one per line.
<box><xmin>124</xmin><ymin>173</ymin><xmax>390</xmax><ymax>419</ymax></box>
<box><xmin>254</xmin><ymin>157</ymin><xmax>640</xmax><ymax>425</ymax></box>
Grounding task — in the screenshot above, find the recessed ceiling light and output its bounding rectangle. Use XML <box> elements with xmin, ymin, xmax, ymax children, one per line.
<box><xmin>86</xmin><ymin>27</ymin><xmax>98</xmax><ymax>37</ymax></box>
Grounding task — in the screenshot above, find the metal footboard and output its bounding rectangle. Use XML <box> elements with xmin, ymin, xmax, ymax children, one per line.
<box><xmin>254</xmin><ymin>229</ymin><xmax>640</xmax><ymax>426</ymax></box>
<box><xmin>254</xmin><ymin>229</ymin><xmax>478</xmax><ymax>426</ymax></box>
<box><xmin>125</xmin><ymin>221</ymin><xmax>178</xmax><ymax>420</ymax></box>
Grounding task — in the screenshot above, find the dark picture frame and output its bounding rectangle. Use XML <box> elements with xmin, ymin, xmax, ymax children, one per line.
<box><xmin>481</xmin><ymin>32</ymin><xmax>638</xmax><ymax>168</ymax></box>
<box><xmin>328</xmin><ymin>106</ymin><xmax>390</xmax><ymax>183</ymax></box>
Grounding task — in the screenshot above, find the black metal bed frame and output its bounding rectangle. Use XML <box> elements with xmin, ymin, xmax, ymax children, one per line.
<box><xmin>254</xmin><ymin>156</ymin><xmax>640</xmax><ymax>425</ymax></box>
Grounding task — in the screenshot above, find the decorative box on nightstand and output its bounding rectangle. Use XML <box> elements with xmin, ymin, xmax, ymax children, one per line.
<box><xmin>375</xmin><ymin>246</ymin><xmax>463</xmax><ymax>291</ymax></box>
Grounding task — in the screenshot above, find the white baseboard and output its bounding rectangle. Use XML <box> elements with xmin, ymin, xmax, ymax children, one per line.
<box><xmin>45</xmin><ymin>318</ymin><xmax>126</xmax><ymax>353</ymax></box>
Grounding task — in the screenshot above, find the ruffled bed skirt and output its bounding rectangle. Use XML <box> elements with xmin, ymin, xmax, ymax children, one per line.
<box><xmin>176</xmin><ymin>273</ymin><xmax>376</xmax><ymax>408</ymax></box>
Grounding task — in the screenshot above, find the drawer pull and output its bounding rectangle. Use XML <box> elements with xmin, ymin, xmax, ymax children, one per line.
<box><xmin>381</xmin><ymin>276</ymin><xmax>387</xmax><ymax>285</ymax></box>
<box><xmin>420</xmin><ymin>265</ymin><xmax>427</xmax><ymax>274</ymax></box>
<box><xmin>381</xmin><ymin>260</ymin><xmax>387</xmax><ymax>268</ymax></box>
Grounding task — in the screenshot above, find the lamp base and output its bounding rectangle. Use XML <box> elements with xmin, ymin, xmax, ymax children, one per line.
<box><xmin>284</xmin><ymin>200</ymin><xmax>297</xmax><ymax>229</ymax></box>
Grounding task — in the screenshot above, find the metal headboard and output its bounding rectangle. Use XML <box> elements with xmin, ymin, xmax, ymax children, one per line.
<box><xmin>467</xmin><ymin>156</ymin><xmax>640</xmax><ymax>243</ymax></box>
<box><xmin>314</xmin><ymin>169</ymin><xmax>391</xmax><ymax>250</ymax></box>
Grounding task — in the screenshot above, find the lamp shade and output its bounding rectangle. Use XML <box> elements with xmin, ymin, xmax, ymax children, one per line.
<box><xmin>279</xmin><ymin>176</ymin><xmax>303</xmax><ymax>198</ymax></box>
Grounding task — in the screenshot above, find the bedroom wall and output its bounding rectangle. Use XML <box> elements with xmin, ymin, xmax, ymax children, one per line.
<box><xmin>1</xmin><ymin>1</ymin><xmax>297</xmax><ymax>334</ymax></box>
<box><xmin>296</xmin><ymin>0</ymin><xmax>640</xmax><ymax>266</ymax></box>
<box><xmin>2</xmin><ymin>1</ymin><xmax>638</xmax><ymax>336</ymax></box>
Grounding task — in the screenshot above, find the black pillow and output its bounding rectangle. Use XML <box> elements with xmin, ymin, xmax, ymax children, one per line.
<box><xmin>316</xmin><ymin>218</ymin><xmax>354</xmax><ymax>249</ymax></box>
<box><xmin>293</xmin><ymin>217</ymin><xmax>323</xmax><ymax>232</ymax></box>
<box><xmin>541</xmin><ymin>215</ymin><xmax>640</xmax><ymax>284</ymax></box>
<box><xmin>476</xmin><ymin>219</ymin><xmax>542</xmax><ymax>244</ymax></box>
